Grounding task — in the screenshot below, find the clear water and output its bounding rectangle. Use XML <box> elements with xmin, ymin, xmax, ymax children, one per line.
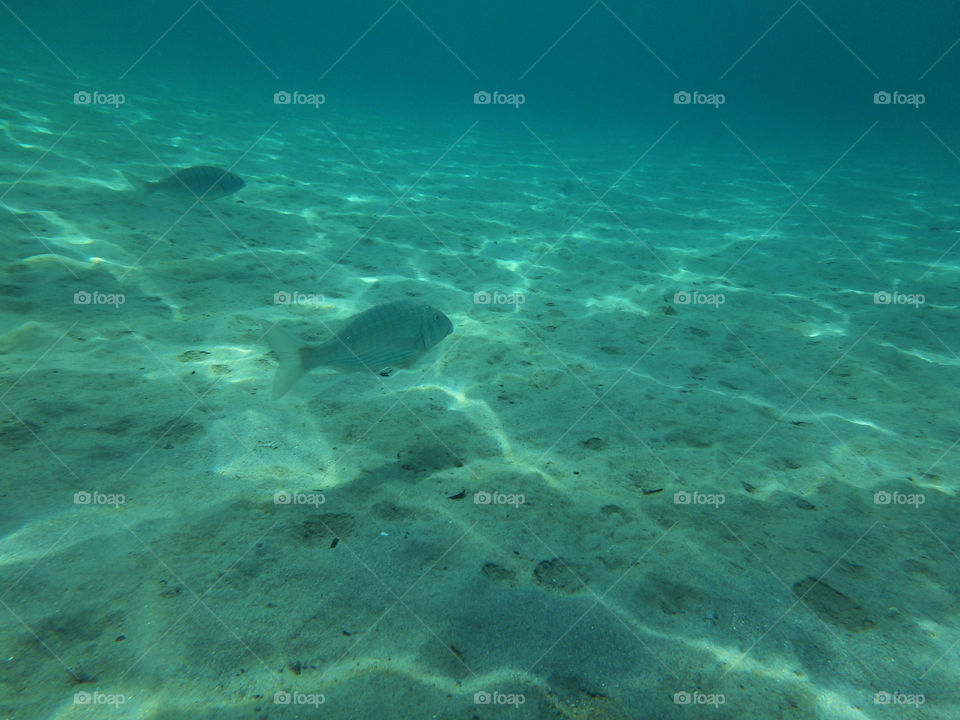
<box><xmin>1</xmin><ymin>2</ymin><xmax>958</xmax><ymax>718</ymax></box>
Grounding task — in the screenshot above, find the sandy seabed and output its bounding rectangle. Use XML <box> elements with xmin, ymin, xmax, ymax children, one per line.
<box><xmin>1</xmin><ymin>66</ymin><xmax>959</xmax><ymax>719</ymax></box>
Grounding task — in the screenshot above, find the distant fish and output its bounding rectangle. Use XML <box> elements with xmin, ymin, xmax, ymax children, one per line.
<box><xmin>122</xmin><ymin>165</ymin><xmax>245</xmax><ymax>200</ymax></box>
<box><xmin>264</xmin><ymin>300</ymin><xmax>454</xmax><ymax>399</ymax></box>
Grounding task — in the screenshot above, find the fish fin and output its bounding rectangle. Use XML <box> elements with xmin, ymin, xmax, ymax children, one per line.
<box><xmin>264</xmin><ymin>323</ymin><xmax>305</xmax><ymax>399</ymax></box>
<box><xmin>122</xmin><ymin>171</ymin><xmax>153</xmax><ymax>196</ymax></box>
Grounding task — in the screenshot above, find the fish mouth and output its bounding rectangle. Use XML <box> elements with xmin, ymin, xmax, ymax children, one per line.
<box><xmin>437</xmin><ymin>316</ymin><xmax>454</xmax><ymax>343</ymax></box>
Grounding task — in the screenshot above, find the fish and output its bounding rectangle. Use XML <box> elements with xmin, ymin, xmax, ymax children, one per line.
<box><xmin>122</xmin><ymin>165</ymin><xmax>245</xmax><ymax>200</ymax></box>
<box><xmin>264</xmin><ymin>300</ymin><xmax>454</xmax><ymax>399</ymax></box>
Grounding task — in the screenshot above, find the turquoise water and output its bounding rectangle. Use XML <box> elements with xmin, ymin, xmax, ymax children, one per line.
<box><xmin>1</xmin><ymin>2</ymin><xmax>958</xmax><ymax>718</ymax></box>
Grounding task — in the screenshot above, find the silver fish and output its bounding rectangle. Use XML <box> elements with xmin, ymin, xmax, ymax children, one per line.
<box><xmin>123</xmin><ymin>165</ymin><xmax>245</xmax><ymax>199</ymax></box>
<box><xmin>265</xmin><ymin>300</ymin><xmax>454</xmax><ymax>398</ymax></box>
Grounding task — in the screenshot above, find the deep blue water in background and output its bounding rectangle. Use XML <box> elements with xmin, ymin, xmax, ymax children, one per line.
<box><xmin>3</xmin><ymin>0</ymin><xmax>958</xmax><ymax>140</ymax></box>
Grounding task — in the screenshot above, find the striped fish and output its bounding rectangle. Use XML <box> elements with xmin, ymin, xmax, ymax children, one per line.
<box><xmin>265</xmin><ymin>300</ymin><xmax>454</xmax><ymax>398</ymax></box>
<box><xmin>122</xmin><ymin>165</ymin><xmax>245</xmax><ymax>200</ymax></box>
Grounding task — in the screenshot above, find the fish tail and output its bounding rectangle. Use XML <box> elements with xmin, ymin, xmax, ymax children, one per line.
<box><xmin>264</xmin><ymin>323</ymin><xmax>306</xmax><ymax>399</ymax></box>
<box><xmin>122</xmin><ymin>170</ymin><xmax>154</xmax><ymax>196</ymax></box>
